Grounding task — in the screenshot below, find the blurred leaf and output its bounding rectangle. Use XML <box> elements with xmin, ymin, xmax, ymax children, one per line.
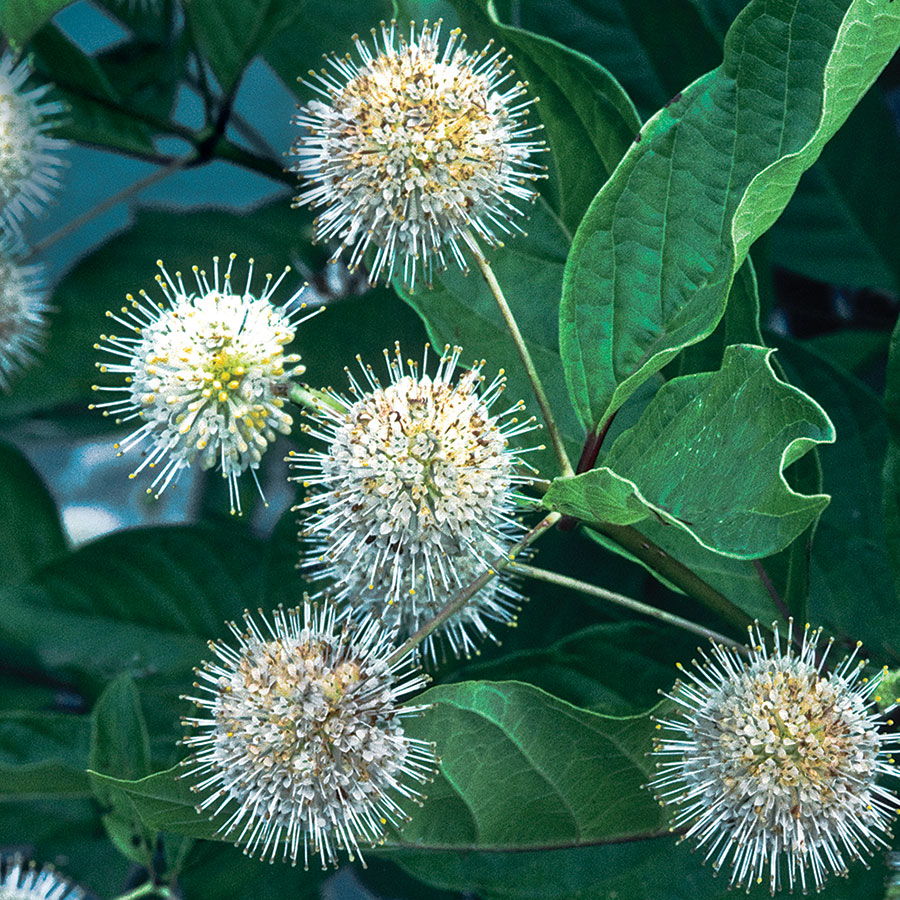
<box><xmin>560</xmin><ymin>0</ymin><xmax>900</xmax><ymax>432</ymax></box>
<box><xmin>0</xmin><ymin>441</ymin><xmax>66</xmax><ymax>584</ymax></box>
<box><xmin>544</xmin><ymin>346</ymin><xmax>835</xmax><ymax>559</ymax></box>
<box><xmin>1</xmin><ymin>0</ymin><xmax>74</xmax><ymax>46</ymax></box>
<box><xmin>396</xmin><ymin>200</ymin><xmax>583</xmax><ymax>479</ymax></box>
<box><xmin>186</xmin><ymin>0</ymin><xmax>305</xmax><ymax>93</ymax></box>
<box><xmin>0</xmin><ymin>711</ymin><xmax>91</xmax><ymax>800</ymax></box>
<box><xmin>0</xmin><ymin>524</ymin><xmax>306</xmax><ymax>693</ymax></box>
<box><xmin>772</xmin><ymin>337</ymin><xmax>899</xmax><ymax>658</ymax></box>
<box><xmin>178</xmin><ymin>841</ymin><xmax>328</xmax><ymax>898</ymax></box>
<box><xmin>446</xmin><ymin>0</ymin><xmax>641</xmax><ymax>233</ymax></box>
<box><xmin>770</xmin><ymin>90</ymin><xmax>900</xmax><ymax>293</ymax></box>
<box><xmin>494</xmin><ymin>0</ymin><xmax>723</xmax><ymax>117</ymax></box>
<box><xmin>804</xmin><ymin>329</ymin><xmax>891</xmax><ymax>377</ymax></box>
<box><xmin>450</xmin><ymin>621</ymin><xmax>698</xmax><ymax>714</ymax></box>
<box><xmin>264</xmin><ymin>0</ymin><xmax>393</xmax><ymax>94</ymax></box>
<box><xmin>30</xmin><ymin>24</ymin><xmax>158</xmax><ymax>156</ymax></box>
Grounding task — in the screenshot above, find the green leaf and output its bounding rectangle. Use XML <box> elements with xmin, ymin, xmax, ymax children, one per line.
<box><xmin>1</xmin><ymin>0</ymin><xmax>73</xmax><ymax>46</ymax></box>
<box><xmin>770</xmin><ymin>90</ymin><xmax>900</xmax><ymax>293</ymax></box>
<box><xmin>90</xmin><ymin>674</ymin><xmax>152</xmax><ymax>784</ymax></box>
<box><xmin>450</xmin><ymin>622</ymin><xmax>699</xmax><ymax>714</ymax></box>
<box><xmin>0</xmin><ymin>441</ymin><xmax>66</xmax><ymax>583</ymax></box>
<box><xmin>388</xmin><ymin>830</ymin><xmax>888</xmax><ymax>900</ymax></box>
<box><xmin>446</xmin><ymin>0</ymin><xmax>640</xmax><ymax>234</ymax></box>
<box><xmin>264</xmin><ymin>0</ymin><xmax>393</xmax><ymax>92</ymax></box>
<box><xmin>770</xmin><ymin>336</ymin><xmax>899</xmax><ymax>656</ymax></box>
<box><xmin>30</xmin><ymin>24</ymin><xmax>157</xmax><ymax>157</ymax></box>
<box><xmin>560</xmin><ymin>0</ymin><xmax>900</xmax><ymax>432</ymax></box>
<box><xmin>544</xmin><ymin>345</ymin><xmax>835</xmax><ymax>559</ymax></box>
<box><xmin>0</xmin><ymin>524</ymin><xmax>306</xmax><ymax>692</ymax></box>
<box><xmin>187</xmin><ymin>0</ymin><xmax>305</xmax><ymax>93</ymax></box>
<box><xmin>0</xmin><ymin>711</ymin><xmax>92</xmax><ymax>800</ymax></box>
<box><xmin>396</xmin><ymin>200</ymin><xmax>583</xmax><ymax>479</ymax></box>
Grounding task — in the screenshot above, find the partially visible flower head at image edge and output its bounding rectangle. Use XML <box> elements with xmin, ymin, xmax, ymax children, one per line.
<box><xmin>289</xmin><ymin>342</ymin><xmax>540</xmax><ymax>663</ymax></box>
<box><xmin>0</xmin><ymin>244</ymin><xmax>48</xmax><ymax>393</ymax></box>
<box><xmin>0</xmin><ymin>51</ymin><xmax>68</xmax><ymax>236</ymax></box>
<box><xmin>649</xmin><ymin>620</ymin><xmax>900</xmax><ymax>895</ymax></box>
<box><xmin>180</xmin><ymin>600</ymin><xmax>436</xmax><ymax>869</ymax></box>
<box><xmin>0</xmin><ymin>855</ymin><xmax>85</xmax><ymax>900</ymax></box>
<box><xmin>289</xmin><ymin>19</ymin><xmax>547</xmax><ymax>290</ymax></box>
<box><xmin>91</xmin><ymin>254</ymin><xmax>320</xmax><ymax>514</ymax></box>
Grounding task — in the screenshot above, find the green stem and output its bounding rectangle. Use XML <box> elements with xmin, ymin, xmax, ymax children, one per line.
<box><xmin>512</xmin><ymin>562</ymin><xmax>747</xmax><ymax>652</ymax></box>
<box><xmin>387</xmin><ymin>511</ymin><xmax>560</xmax><ymax>665</ymax></box>
<box><xmin>287</xmin><ymin>382</ymin><xmax>347</xmax><ymax>416</ymax></box>
<box><xmin>111</xmin><ymin>884</ymin><xmax>171</xmax><ymax>900</ymax></box>
<box><xmin>26</xmin><ymin>156</ymin><xmax>193</xmax><ymax>259</ymax></box>
<box><xmin>465</xmin><ymin>232</ymin><xmax>574</xmax><ymax>479</ymax></box>
<box><xmin>213</xmin><ymin>138</ymin><xmax>295</xmax><ymax>186</ymax></box>
<box><xmin>591</xmin><ymin>521</ymin><xmax>754</xmax><ymax>634</ymax></box>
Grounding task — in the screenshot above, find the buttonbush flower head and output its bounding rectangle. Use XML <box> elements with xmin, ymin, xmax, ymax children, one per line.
<box><xmin>0</xmin><ymin>244</ymin><xmax>48</xmax><ymax>392</ymax></box>
<box><xmin>290</xmin><ymin>19</ymin><xmax>546</xmax><ymax>289</ymax></box>
<box><xmin>92</xmin><ymin>255</ymin><xmax>317</xmax><ymax>513</ymax></box>
<box><xmin>289</xmin><ymin>343</ymin><xmax>539</xmax><ymax>662</ymax></box>
<box><xmin>649</xmin><ymin>621</ymin><xmax>900</xmax><ymax>894</ymax></box>
<box><xmin>0</xmin><ymin>52</ymin><xmax>67</xmax><ymax>234</ymax></box>
<box><xmin>0</xmin><ymin>855</ymin><xmax>84</xmax><ymax>900</ymax></box>
<box><xmin>180</xmin><ymin>601</ymin><xmax>435</xmax><ymax>869</ymax></box>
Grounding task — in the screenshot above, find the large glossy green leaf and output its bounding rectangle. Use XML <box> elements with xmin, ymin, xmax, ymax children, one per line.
<box><xmin>186</xmin><ymin>0</ymin><xmax>305</xmax><ymax>93</ymax></box>
<box><xmin>880</xmin><ymin>310</ymin><xmax>900</xmax><ymax>631</ymax></box>
<box><xmin>91</xmin><ymin>681</ymin><xmax>664</xmax><ymax>850</ymax></box>
<box><xmin>544</xmin><ymin>345</ymin><xmax>835</xmax><ymax>559</ymax></box>
<box><xmin>396</xmin><ymin>201</ymin><xmax>583</xmax><ymax>479</ymax></box>
<box><xmin>443</xmin><ymin>0</ymin><xmax>640</xmax><ymax>234</ymax></box>
<box><xmin>1</xmin><ymin>0</ymin><xmax>73</xmax><ymax>46</ymax></box>
<box><xmin>0</xmin><ymin>441</ymin><xmax>66</xmax><ymax>584</ymax></box>
<box><xmin>560</xmin><ymin>0</ymin><xmax>900</xmax><ymax>432</ymax></box>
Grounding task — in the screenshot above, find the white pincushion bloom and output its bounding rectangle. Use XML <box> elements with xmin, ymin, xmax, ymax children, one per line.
<box><xmin>289</xmin><ymin>344</ymin><xmax>539</xmax><ymax>662</ymax></box>
<box><xmin>0</xmin><ymin>855</ymin><xmax>84</xmax><ymax>900</ymax></box>
<box><xmin>92</xmin><ymin>254</ymin><xmax>317</xmax><ymax>513</ymax></box>
<box><xmin>0</xmin><ymin>52</ymin><xmax>67</xmax><ymax>233</ymax></box>
<box><xmin>0</xmin><ymin>246</ymin><xmax>48</xmax><ymax>392</ymax></box>
<box><xmin>290</xmin><ymin>20</ymin><xmax>546</xmax><ymax>288</ymax></box>
<box><xmin>180</xmin><ymin>601</ymin><xmax>435</xmax><ymax>869</ymax></box>
<box><xmin>649</xmin><ymin>621</ymin><xmax>900</xmax><ymax>894</ymax></box>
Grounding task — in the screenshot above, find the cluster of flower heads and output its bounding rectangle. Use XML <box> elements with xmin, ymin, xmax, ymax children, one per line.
<box><xmin>290</xmin><ymin>19</ymin><xmax>546</xmax><ymax>289</ymax></box>
<box><xmin>92</xmin><ymin>255</ymin><xmax>318</xmax><ymax>513</ymax></box>
<box><xmin>0</xmin><ymin>856</ymin><xmax>84</xmax><ymax>900</ymax></box>
<box><xmin>290</xmin><ymin>343</ymin><xmax>538</xmax><ymax>662</ymax></box>
<box><xmin>649</xmin><ymin>621</ymin><xmax>900</xmax><ymax>894</ymax></box>
<box><xmin>180</xmin><ymin>601</ymin><xmax>436</xmax><ymax>868</ymax></box>
<box><xmin>0</xmin><ymin>52</ymin><xmax>67</xmax><ymax>394</ymax></box>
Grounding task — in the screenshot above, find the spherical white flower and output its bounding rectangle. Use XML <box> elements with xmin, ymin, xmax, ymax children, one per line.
<box><xmin>0</xmin><ymin>245</ymin><xmax>48</xmax><ymax>392</ymax></box>
<box><xmin>0</xmin><ymin>855</ymin><xmax>84</xmax><ymax>900</ymax></box>
<box><xmin>0</xmin><ymin>52</ymin><xmax>67</xmax><ymax>234</ymax></box>
<box><xmin>180</xmin><ymin>601</ymin><xmax>435</xmax><ymax>869</ymax></box>
<box><xmin>649</xmin><ymin>621</ymin><xmax>900</xmax><ymax>894</ymax></box>
<box><xmin>290</xmin><ymin>19</ymin><xmax>546</xmax><ymax>288</ymax></box>
<box><xmin>289</xmin><ymin>343</ymin><xmax>539</xmax><ymax>662</ymax></box>
<box><xmin>91</xmin><ymin>254</ymin><xmax>317</xmax><ymax>513</ymax></box>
